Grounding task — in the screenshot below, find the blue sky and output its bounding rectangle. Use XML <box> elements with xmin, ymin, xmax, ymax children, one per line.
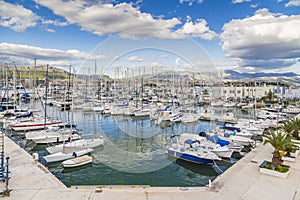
<box><xmin>0</xmin><ymin>0</ymin><xmax>300</xmax><ymax>76</ymax></box>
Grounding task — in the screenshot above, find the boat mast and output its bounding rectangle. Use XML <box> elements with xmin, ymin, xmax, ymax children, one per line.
<box><xmin>44</xmin><ymin>64</ymin><xmax>49</xmax><ymax>129</ymax></box>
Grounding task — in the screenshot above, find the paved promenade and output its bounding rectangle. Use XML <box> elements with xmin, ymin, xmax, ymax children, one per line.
<box><xmin>1</xmin><ymin>135</ymin><xmax>300</xmax><ymax>200</ymax></box>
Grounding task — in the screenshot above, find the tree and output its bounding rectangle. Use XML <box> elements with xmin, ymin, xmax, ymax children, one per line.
<box><xmin>203</xmin><ymin>89</ymin><xmax>209</xmax><ymax>95</ymax></box>
<box><xmin>267</xmin><ymin>90</ymin><xmax>273</xmax><ymax>101</ymax></box>
<box><xmin>281</xmin><ymin>118</ymin><xmax>300</xmax><ymax>140</ymax></box>
<box><xmin>263</xmin><ymin>130</ymin><xmax>297</xmax><ymax>167</ymax></box>
<box><xmin>290</xmin><ymin>118</ymin><xmax>300</xmax><ymax>140</ymax></box>
<box><xmin>280</xmin><ymin>120</ymin><xmax>294</xmax><ymax>136</ymax></box>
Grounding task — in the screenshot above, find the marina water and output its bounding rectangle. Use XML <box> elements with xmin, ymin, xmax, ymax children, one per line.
<box><xmin>6</xmin><ymin>103</ymin><xmax>253</xmax><ymax>187</ymax></box>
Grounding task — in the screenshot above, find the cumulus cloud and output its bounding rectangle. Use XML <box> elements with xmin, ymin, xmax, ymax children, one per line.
<box><xmin>220</xmin><ymin>8</ymin><xmax>300</xmax><ymax>70</ymax></box>
<box><xmin>285</xmin><ymin>0</ymin><xmax>300</xmax><ymax>7</ymax></box>
<box><xmin>176</xmin><ymin>19</ymin><xmax>217</xmax><ymax>40</ymax></box>
<box><xmin>34</xmin><ymin>0</ymin><xmax>215</xmax><ymax>40</ymax></box>
<box><xmin>179</xmin><ymin>0</ymin><xmax>203</xmax><ymax>6</ymax></box>
<box><xmin>119</xmin><ymin>28</ymin><xmax>181</xmax><ymax>40</ymax></box>
<box><xmin>0</xmin><ymin>42</ymin><xmax>105</xmax><ymax>61</ymax></box>
<box><xmin>0</xmin><ymin>0</ymin><xmax>39</xmax><ymax>31</ymax></box>
<box><xmin>34</xmin><ymin>0</ymin><xmax>180</xmax><ymax>36</ymax></box>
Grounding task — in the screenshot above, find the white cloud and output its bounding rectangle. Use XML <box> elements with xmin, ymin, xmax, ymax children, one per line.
<box><xmin>44</xmin><ymin>28</ymin><xmax>55</xmax><ymax>33</ymax></box>
<box><xmin>244</xmin><ymin>66</ymin><xmax>255</xmax><ymax>71</ymax></box>
<box><xmin>119</xmin><ymin>28</ymin><xmax>180</xmax><ymax>40</ymax></box>
<box><xmin>0</xmin><ymin>0</ymin><xmax>39</xmax><ymax>31</ymax></box>
<box><xmin>176</xmin><ymin>19</ymin><xmax>217</xmax><ymax>40</ymax></box>
<box><xmin>179</xmin><ymin>0</ymin><xmax>203</xmax><ymax>6</ymax></box>
<box><xmin>34</xmin><ymin>0</ymin><xmax>180</xmax><ymax>36</ymax></box>
<box><xmin>126</xmin><ymin>56</ymin><xmax>144</xmax><ymax>62</ymax></box>
<box><xmin>232</xmin><ymin>0</ymin><xmax>251</xmax><ymax>3</ymax></box>
<box><xmin>0</xmin><ymin>42</ymin><xmax>105</xmax><ymax>61</ymax></box>
<box><xmin>215</xmin><ymin>60</ymin><xmax>239</xmax><ymax>70</ymax></box>
<box><xmin>220</xmin><ymin>8</ymin><xmax>300</xmax><ymax>70</ymax></box>
<box><xmin>285</xmin><ymin>0</ymin><xmax>300</xmax><ymax>7</ymax></box>
<box><xmin>34</xmin><ymin>0</ymin><xmax>215</xmax><ymax>40</ymax></box>
<box><xmin>41</xmin><ymin>19</ymin><xmax>69</xmax><ymax>26</ymax></box>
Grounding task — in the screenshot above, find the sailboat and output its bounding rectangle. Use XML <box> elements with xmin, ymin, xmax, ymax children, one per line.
<box><xmin>43</xmin><ymin>146</ymin><xmax>93</xmax><ymax>163</ymax></box>
<box><xmin>25</xmin><ymin>128</ymin><xmax>81</xmax><ymax>144</ymax></box>
<box><xmin>10</xmin><ymin>119</ymin><xmax>63</xmax><ymax>131</ymax></box>
<box><xmin>45</xmin><ymin>136</ymin><xmax>105</xmax><ymax>154</ymax></box>
<box><xmin>10</xmin><ymin>64</ymin><xmax>63</xmax><ymax>131</ymax></box>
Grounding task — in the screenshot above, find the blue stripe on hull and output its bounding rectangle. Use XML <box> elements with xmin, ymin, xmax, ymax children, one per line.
<box><xmin>167</xmin><ymin>150</ymin><xmax>214</xmax><ymax>164</ymax></box>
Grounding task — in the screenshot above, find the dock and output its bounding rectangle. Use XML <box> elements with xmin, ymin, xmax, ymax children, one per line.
<box><xmin>1</xmin><ymin>135</ymin><xmax>300</xmax><ymax>200</ymax></box>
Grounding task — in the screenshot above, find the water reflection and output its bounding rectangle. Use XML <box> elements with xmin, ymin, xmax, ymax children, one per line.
<box><xmin>6</xmin><ymin>104</ymin><xmax>247</xmax><ymax>187</ymax></box>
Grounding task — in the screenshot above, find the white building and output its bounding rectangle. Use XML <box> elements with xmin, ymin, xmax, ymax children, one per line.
<box><xmin>220</xmin><ymin>83</ymin><xmax>298</xmax><ymax>100</ymax></box>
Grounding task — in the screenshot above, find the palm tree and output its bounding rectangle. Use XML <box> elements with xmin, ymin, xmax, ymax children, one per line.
<box><xmin>281</xmin><ymin>118</ymin><xmax>300</xmax><ymax>140</ymax></box>
<box><xmin>267</xmin><ymin>90</ymin><xmax>273</xmax><ymax>101</ymax></box>
<box><xmin>263</xmin><ymin>130</ymin><xmax>296</xmax><ymax>167</ymax></box>
<box><xmin>280</xmin><ymin>120</ymin><xmax>294</xmax><ymax>136</ymax></box>
<box><xmin>291</xmin><ymin>118</ymin><xmax>300</xmax><ymax>140</ymax></box>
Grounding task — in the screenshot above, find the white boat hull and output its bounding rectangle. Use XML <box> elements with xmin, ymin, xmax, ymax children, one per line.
<box><xmin>44</xmin><ymin>147</ymin><xmax>93</xmax><ymax>163</ymax></box>
<box><xmin>32</xmin><ymin>133</ymin><xmax>81</xmax><ymax>144</ymax></box>
<box><xmin>11</xmin><ymin>121</ymin><xmax>63</xmax><ymax>131</ymax></box>
<box><xmin>62</xmin><ymin>155</ymin><xmax>93</xmax><ymax>168</ymax></box>
<box><xmin>46</xmin><ymin>138</ymin><xmax>105</xmax><ymax>154</ymax></box>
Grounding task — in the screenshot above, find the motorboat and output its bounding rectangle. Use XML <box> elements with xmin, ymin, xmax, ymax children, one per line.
<box><xmin>169</xmin><ymin>113</ymin><xmax>183</xmax><ymax>123</ymax></box>
<box><xmin>201</xmin><ymin>132</ymin><xmax>244</xmax><ymax>153</ymax></box>
<box><xmin>179</xmin><ymin>133</ymin><xmax>233</xmax><ymax>158</ymax></box>
<box><xmin>166</xmin><ymin>134</ymin><xmax>221</xmax><ymax>164</ymax></box>
<box><xmin>62</xmin><ymin>155</ymin><xmax>93</xmax><ymax>168</ymax></box>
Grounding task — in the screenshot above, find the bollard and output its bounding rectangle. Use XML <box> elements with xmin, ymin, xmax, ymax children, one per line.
<box><xmin>32</xmin><ymin>153</ymin><xmax>39</xmax><ymax>163</ymax></box>
<box><xmin>3</xmin><ymin>157</ymin><xmax>10</xmax><ymax>197</ymax></box>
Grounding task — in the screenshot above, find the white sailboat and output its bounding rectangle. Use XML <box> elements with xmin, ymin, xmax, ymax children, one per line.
<box><xmin>43</xmin><ymin>146</ymin><xmax>93</xmax><ymax>163</ymax></box>
<box><xmin>46</xmin><ymin>137</ymin><xmax>105</xmax><ymax>154</ymax></box>
<box><xmin>27</xmin><ymin>129</ymin><xmax>81</xmax><ymax>144</ymax></box>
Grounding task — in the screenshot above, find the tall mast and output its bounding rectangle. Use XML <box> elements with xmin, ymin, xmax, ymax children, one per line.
<box><xmin>44</xmin><ymin>64</ymin><xmax>49</xmax><ymax>129</ymax></box>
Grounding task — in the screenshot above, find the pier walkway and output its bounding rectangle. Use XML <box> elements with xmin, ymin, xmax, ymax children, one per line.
<box><xmin>1</xmin><ymin>135</ymin><xmax>300</xmax><ymax>200</ymax></box>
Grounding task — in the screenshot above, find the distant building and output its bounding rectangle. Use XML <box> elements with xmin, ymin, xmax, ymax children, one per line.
<box><xmin>220</xmin><ymin>83</ymin><xmax>298</xmax><ymax>100</ymax></box>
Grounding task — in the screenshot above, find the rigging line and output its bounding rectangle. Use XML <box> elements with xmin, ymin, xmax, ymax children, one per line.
<box><xmin>219</xmin><ymin>158</ymin><xmax>235</xmax><ymax>164</ymax></box>
<box><xmin>213</xmin><ymin>160</ymin><xmax>224</xmax><ymax>174</ymax></box>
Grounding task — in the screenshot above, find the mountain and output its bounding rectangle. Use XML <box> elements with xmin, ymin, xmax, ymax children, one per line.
<box><xmin>224</xmin><ymin>70</ymin><xmax>299</xmax><ymax>80</ymax></box>
<box><xmin>223</xmin><ymin>70</ymin><xmax>300</xmax><ymax>87</ymax></box>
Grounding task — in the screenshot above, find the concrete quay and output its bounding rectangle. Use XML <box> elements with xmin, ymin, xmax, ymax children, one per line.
<box><xmin>1</xmin><ymin>135</ymin><xmax>300</xmax><ymax>200</ymax></box>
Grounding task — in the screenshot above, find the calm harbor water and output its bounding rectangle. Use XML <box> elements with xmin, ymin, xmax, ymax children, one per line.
<box><xmin>7</xmin><ymin>103</ymin><xmax>253</xmax><ymax>187</ymax></box>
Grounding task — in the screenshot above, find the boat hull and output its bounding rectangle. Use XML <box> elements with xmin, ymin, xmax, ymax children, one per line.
<box><xmin>167</xmin><ymin>149</ymin><xmax>214</xmax><ymax>164</ymax></box>
<box><xmin>46</xmin><ymin>138</ymin><xmax>105</xmax><ymax>154</ymax></box>
<box><xmin>44</xmin><ymin>148</ymin><xmax>93</xmax><ymax>163</ymax></box>
<box><xmin>11</xmin><ymin>121</ymin><xmax>63</xmax><ymax>131</ymax></box>
<box><xmin>62</xmin><ymin>155</ymin><xmax>93</xmax><ymax>168</ymax></box>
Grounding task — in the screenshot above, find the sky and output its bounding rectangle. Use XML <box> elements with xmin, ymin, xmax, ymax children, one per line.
<box><xmin>0</xmin><ymin>0</ymin><xmax>300</xmax><ymax>77</ymax></box>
